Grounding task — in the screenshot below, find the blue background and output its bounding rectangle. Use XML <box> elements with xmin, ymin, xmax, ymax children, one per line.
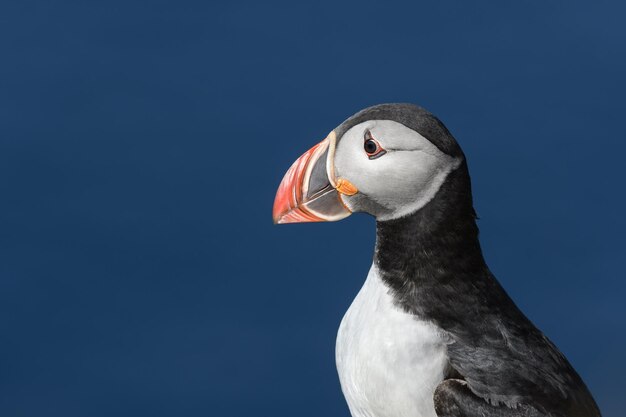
<box><xmin>1</xmin><ymin>1</ymin><xmax>624</xmax><ymax>416</ymax></box>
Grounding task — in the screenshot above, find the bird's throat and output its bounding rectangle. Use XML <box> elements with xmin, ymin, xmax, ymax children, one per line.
<box><xmin>373</xmin><ymin>162</ymin><xmax>489</xmax><ymax>315</ymax></box>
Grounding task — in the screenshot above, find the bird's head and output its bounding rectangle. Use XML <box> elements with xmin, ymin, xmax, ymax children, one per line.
<box><xmin>273</xmin><ymin>103</ymin><xmax>466</xmax><ymax>224</ymax></box>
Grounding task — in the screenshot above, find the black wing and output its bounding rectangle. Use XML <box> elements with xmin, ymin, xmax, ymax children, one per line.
<box><xmin>434</xmin><ymin>379</ymin><xmax>544</xmax><ymax>417</ymax></box>
<box><xmin>440</xmin><ymin>270</ymin><xmax>602</xmax><ymax>417</ymax></box>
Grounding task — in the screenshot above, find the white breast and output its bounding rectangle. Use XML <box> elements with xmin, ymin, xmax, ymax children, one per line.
<box><xmin>336</xmin><ymin>264</ymin><xmax>450</xmax><ymax>417</ymax></box>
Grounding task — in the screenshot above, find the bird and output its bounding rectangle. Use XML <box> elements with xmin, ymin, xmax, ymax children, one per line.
<box><xmin>272</xmin><ymin>103</ymin><xmax>601</xmax><ymax>417</ymax></box>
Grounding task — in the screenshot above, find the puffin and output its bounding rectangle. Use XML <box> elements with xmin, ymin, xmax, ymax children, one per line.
<box><xmin>272</xmin><ymin>103</ymin><xmax>601</xmax><ymax>417</ymax></box>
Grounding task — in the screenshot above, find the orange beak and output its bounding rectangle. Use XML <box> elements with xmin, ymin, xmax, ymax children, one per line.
<box><xmin>273</xmin><ymin>132</ymin><xmax>354</xmax><ymax>224</ymax></box>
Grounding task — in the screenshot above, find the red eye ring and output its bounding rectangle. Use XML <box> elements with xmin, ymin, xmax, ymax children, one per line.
<box><xmin>364</xmin><ymin>130</ymin><xmax>386</xmax><ymax>159</ymax></box>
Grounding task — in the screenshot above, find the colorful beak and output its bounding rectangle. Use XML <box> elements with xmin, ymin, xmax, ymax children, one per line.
<box><xmin>273</xmin><ymin>132</ymin><xmax>354</xmax><ymax>224</ymax></box>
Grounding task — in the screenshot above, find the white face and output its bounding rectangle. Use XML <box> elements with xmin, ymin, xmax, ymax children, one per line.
<box><xmin>333</xmin><ymin>120</ymin><xmax>462</xmax><ymax>221</ymax></box>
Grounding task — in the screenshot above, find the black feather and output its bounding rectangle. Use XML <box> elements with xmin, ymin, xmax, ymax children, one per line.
<box><xmin>434</xmin><ymin>379</ymin><xmax>544</xmax><ymax>417</ymax></box>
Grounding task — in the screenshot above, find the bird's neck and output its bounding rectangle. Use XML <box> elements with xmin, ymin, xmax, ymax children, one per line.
<box><xmin>374</xmin><ymin>162</ymin><xmax>489</xmax><ymax>312</ymax></box>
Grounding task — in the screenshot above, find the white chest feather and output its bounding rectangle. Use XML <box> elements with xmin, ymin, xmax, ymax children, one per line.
<box><xmin>336</xmin><ymin>265</ymin><xmax>449</xmax><ymax>417</ymax></box>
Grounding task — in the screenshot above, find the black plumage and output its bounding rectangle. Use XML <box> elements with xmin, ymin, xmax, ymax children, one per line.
<box><xmin>336</xmin><ymin>104</ymin><xmax>601</xmax><ymax>417</ymax></box>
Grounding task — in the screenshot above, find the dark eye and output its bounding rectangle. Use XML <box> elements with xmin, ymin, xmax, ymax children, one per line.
<box><xmin>363</xmin><ymin>130</ymin><xmax>386</xmax><ymax>159</ymax></box>
<box><xmin>364</xmin><ymin>139</ymin><xmax>378</xmax><ymax>153</ymax></box>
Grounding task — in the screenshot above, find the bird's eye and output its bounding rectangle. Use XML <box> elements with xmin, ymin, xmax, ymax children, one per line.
<box><xmin>364</xmin><ymin>130</ymin><xmax>386</xmax><ymax>160</ymax></box>
<box><xmin>364</xmin><ymin>139</ymin><xmax>377</xmax><ymax>153</ymax></box>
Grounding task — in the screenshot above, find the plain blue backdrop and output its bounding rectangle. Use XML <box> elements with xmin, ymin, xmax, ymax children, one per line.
<box><xmin>1</xmin><ymin>1</ymin><xmax>624</xmax><ymax>416</ymax></box>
